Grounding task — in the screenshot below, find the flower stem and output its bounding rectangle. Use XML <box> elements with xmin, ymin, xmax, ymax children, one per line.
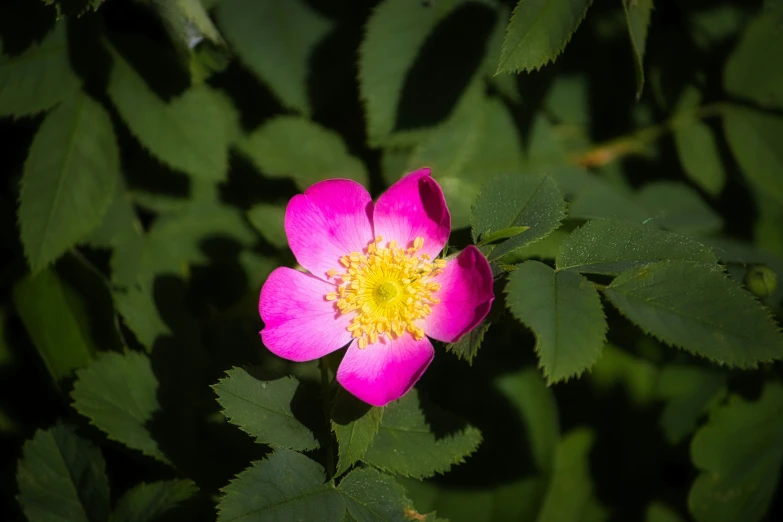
<box><xmin>319</xmin><ymin>358</ymin><xmax>336</xmax><ymax>481</ymax></box>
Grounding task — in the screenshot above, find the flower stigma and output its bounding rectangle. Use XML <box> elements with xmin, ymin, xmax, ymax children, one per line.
<box><xmin>324</xmin><ymin>236</ymin><xmax>446</xmax><ymax>349</ymax></box>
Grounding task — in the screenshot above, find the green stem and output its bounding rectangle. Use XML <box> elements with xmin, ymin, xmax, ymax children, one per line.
<box><xmin>320</xmin><ymin>358</ymin><xmax>336</xmax><ymax>482</ymax></box>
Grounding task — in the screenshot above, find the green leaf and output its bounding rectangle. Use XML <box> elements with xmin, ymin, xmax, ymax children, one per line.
<box><xmin>604</xmin><ymin>260</ymin><xmax>783</xmax><ymax>367</ymax></box>
<box><xmin>18</xmin><ymin>91</ymin><xmax>119</xmax><ymax>271</ymax></box>
<box><xmin>16</xmin><ymin>423</ymin><xmax>110</xmax><ymax>522</ymax></box>
<box><xmin>724</xmin><ymin>15</ymin><xmax>783</xmax><ymax>110</ymax></box>
<box><xmin>111</xmin><ymin>480</ymin><xmax>198</xmax><ymax>522</ymax></box>
<box><xmin>213</xmin><ymin>367</ymin><xmax>318</xmax><ymax>451</ymax></box>
<box><xmin>623</xmin><ymin>0</ymin><xmax>653</xmax><ymax>100</ymax></box>
<box><xmin>359</xmin><ymin>0</ymin><xmax>488</xmax><ymax>146</ymax></box>
<box><xmin>636</xmin><ymin>182</ymin><xmax>722</xmax><ymax>236</ymax></box>
<box><xmin>87</xmin><ymin>180</ymin><xmax>142</xmax><ymax>250</ymax></box>
<box><xmin>536</xmin><ymin>428</ymin><xmax>599</xmax><ymax>522</ymax></box>
<box><xmin>217</xmin><ymin>450</ymin><xmax>345</xmax><ymax>522</ymax></box>
<box><xmin>240</xmin><ymin>116</ymin><xmax>368</xmax><ymax>190</ymax></box>
<box><xmin>41</xmin><ymin>0</ymin><xmax>103</xmax><ymax>16</ymax></box>
<box><xmin>556</xmin><ymin>219</ymin><xmax>717</xmax><ymax>275</ymax></box>
<box><xmin>496</xmin><ymin>0</ymin><xmax>593</xmax><ymax>74</ymax></box>
<box><xmin>409</xmin><ymin>89</ymin><xmax>524</xmax><ymax>228</ymax></box>
<box><xmin>107</xmin><ymin>46</ymin><xmax>237</xmax><ymax>180</ymax></box>
<box><xmin>472</xmin><ymin>174</ymin><xmax>566</xmax><ymax>261</ymax></box>
<box><xmin>567</xmin><ymin>180</ymin><xmax>648</xmax><ymax>223</ymax></box>
<box><xmin>0</xmin><ymin>22</ymin><xmax>81</xmax><ymax>117</ymax></box>
<box><xmin>688</xmin><ymin>383</ymin><xmax>783</xmax><ymax>522</ymax></box>
<box><xmin>655</xmin><ymin>365</ymin><xmax>726</xmax><ymax>445</ymax></box>
<box><xmin>144</xmin><ymin>0</ymin><xmax>223</xmax><ymax>47</ymax></box>
<box><xmin>589</xmin><ymin>344</ymin><xmax>658</xmax><ymax>407</ymax></box>
<box><xmin>444</xmin><ymin>319</ymin><xmax>489</xmax><ymax>363</ymax></box>
<box><xmin>112</xmin><ymin>285</ymin><xmax>171</xmax><ymax>352</ymax></box>
<box><xmin>496</xmin><ymin>369</ymin><xmax>560</xmax><ymax>474</ymax></box>
<box><xmin>332</xmin><ymin>389</ymin><xmax>384</xmax><ymax>477</ymax></box>
<box><xmin>723</xmin><ymin>107</ymin><xmax>783</xmax><ymax>205</ymax></box>
<box><xmin>338</xmin><ymin>467</ymin><xmax>413</xmax><ymax>522</ymax></box>
<box><xmin>646</xmin><ymin>502</ymin><xmax>684</xmax><ymax>522</ymax></box>
<box><xmin>216</xmin><ymin>0</ymin><xmax>331</xmax><ymax>115</ymax></box>
<box><xmin>362</xmin><ymin>390</ymin><xmax>482</xmax><ymax>479</ymax></box>
<box><xmin>505</xmin><ymin>260</ymin><xmax>606</xmax><ymax>383</ymax></box>
<box><xmin>672</xmin><ymin>119</ymin><xmax>726</xmax><ymax>197</ymax></box>
<box><xmin>247</xmin><ymin>203</ymin><xmax>288</xmax><ymax>249</ymax></box>
<box><xmin>71</xmin><ymin>351</ymin><xmax>169</xmax><ymax>463</ymax></box>
<box><xmin>12</xmin><ymin>268</ymin><xmax>98</xmax><ymax>384</ymax></box>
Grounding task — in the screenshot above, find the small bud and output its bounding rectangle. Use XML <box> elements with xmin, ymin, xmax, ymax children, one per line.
<box><xmin>745</xmin><ymin>265</ymin><xmax>778</xmax><ymax>299</ymax></box>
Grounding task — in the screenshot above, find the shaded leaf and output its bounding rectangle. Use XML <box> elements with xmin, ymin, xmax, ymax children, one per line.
<box><xmin>444</xmin><ymin>320</ymin><xmax>489</xmax><ymax>364</ymax></box>
<box><xmin>362</xmin><ymin>390</ymin><xmax>481</xmax><ymax>479</ymax></box>
<box><xmin>472</xmin><ymin>174</ymin><xmax>566</xmax><ymax>261</ymax></box>
<box><xmin>359</xmin><ymin>0</ymin><xmax>489</xmax><ymax>146</ymax></box>
<box><xmin>724</xmin><ymin>15</ymin><xmax>783</xmax><ymax>110</ymax></box>
<box><xmin>107</xmin><ymin>46</ymin><xmax>237</xmax><ymax>180</ymax></box>
<box><xmin>247</xmin><ymin>203</ymin><xmax>288</xmax><ymax>249</ymax></box>
<box><xmin>339</xmin><ymin>467</ymin><xmax>412</xmax><ymax>522</ymax></box>
<box><xmin>556</xmin><ymin>219</ymin><xmax>716</xmax><ymax>275</ymax></box>
<box><xmin>112</xmin><ymin>285</ymin><xmax>171</xmax><ymax>352</ymax></box>
<box><xmin>723</xmin><ymin>106</ymin><xmax>783</xmax><ymax>205</ymax></box>
<box><xmin>217</xmin><ymin>450</ymin><xmax>345</xmax><ymax>522</ymax></box>
<box><xmin>111</xmin><ymin>480</ymin><xmax>197</xmax><ymax>522</ymax></box>
<box><xmin>71</xmin><ymin>351</ymin><xmax>169</xmax><ymax>463</ymax></box>
<box><xmin>12</xmin><ymin>268</ymin><xmax>98</xmax><ymax>384</ymax></box>
<box><xmin>655</xmin><ymin>365</ymin><xmax>726</xmax><ymax>445</ymax></box>
<box><xmin>213</xmin><ymin>367</ymin><xmax>318</xmax><ymax>451</ymax></box>
<box><xmin>240</xmin><ymin>116</ymin><xmax>368</xmax><ymax>190</ymax></box>
<box><xmin>0</xmin><ymin>22</ymin><xmax>80</xmax><ymax>117</ymax></box>
<box><xmin>332</xmin><ymin>389</ymin><xmax>384</xmax><ymax>477</ymax></box>
<box><xmin>646</xmin><ymin>502</ymin><xmax>684</xmax><ymax>522</ymax></box>
<box><xmin>623</xmin><ymin>0</ymin><xmax>653</xmax><ymax>100</ymax></box>
<box><xmin>496</xmin><ymin>0</ymin><xmax>593</xmax><ymax>73</ymax></box>
<box><xmin>636</xmin><ymin>182</ymin><xmax>722</xmax><ymax>236</ymax></box>
<box><xmin>536</xmin><ymin>428</ymin><xmax>600</xmax><ymax>522</ymax></box>
<box><xmin>506</xmin><ymin>260</ymin><xmax>606</xmax><ymax>383</ymax></box>
<box><xmin>19</xmin><ymin>91</ymin><xmax>119</xmax><ymax>271</ymax></box>
<box><xmin>688</xmin><ymin>383</ymin><xmax>783</xmax><ymax>522</ymax></box>
<box><xmin>496</xmin><ymin>369</ymin><xmax>559</xmax><ymax>474</ymax></box>
<box><xmin>589</xmin><ymin>344</ymin><xmax>658</xmax><ymax>407</ymax></box>
<box><xmin>216</xmin><ymin>0</ymin><xmax>331</xmax><ymax>115</ymax></box>
<box><xmin>567</xmin><ymin>180</ymin><xmax>647</xmax><ymax>223</ymax></box>
<box><xmin>16</xmin><ymin>423</ymin><xmax>110</xmax><ymax>522</ymax></box>
<box><xmin>604</xmin><ymin>260</ymin><xmax>783</xmax><ymax>367</ymax></box>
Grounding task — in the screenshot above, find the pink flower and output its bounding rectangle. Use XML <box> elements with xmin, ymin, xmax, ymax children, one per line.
<box><xmin>258</xmin><ymin>168</ymin><xmax>494</xmax><ymax>407</ymax></box>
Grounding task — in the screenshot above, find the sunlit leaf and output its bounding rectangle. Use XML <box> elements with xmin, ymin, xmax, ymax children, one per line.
<box><xmin>0</xmin><ymin>22</ymin><xmax>80</xmax><ymax>117</ymax></box>
<box><xmin>107</xmin><ymin>46</ymin><xmax>237</xmax><ymax>180</ymax></box>
<box><xmin>604</xmin><ymin>260</ymin><xmax>783</xmax><ymax>367</ymax></box>
<box><xmin>332</xmin><ymin>389</ymin><xmax>383</xmax><ymax>477</ymax></box>
<box><xmin>338</xmin><ymin>467</ymin><xmax>413</xmax><ymax>522</ymax></box>
<box><xmin>506</xmin><ymin>260</ymin><xmax>606</xmax><ymax>383</ymax></box>
<box><xmin>556</xmin><ymin>219</ymin><xmax>716</xmax><ymax>275</ymax></box>
<box><xmin>362</xmin><ymin>390</ymin><xmax>482</xmax><ymax>479</ymax></box>
<box><xmin>472</xmin><ymin>174</ymin><xmax>566</xmax><ymax>261</ymax></box>
<box><xmin>217</xmin><ymin>450</ymin><xmax>345</xmax><ymax>522</ymax></box>
<box><xmin>240</xmin><ymin>116</ymin><xmax>368</xmax><ymax>190</ymax></box>
<box><xmin>496</xmin><ymin>0</ymin><xmax>593</xmax><ymax>73</ymax></box>
<box><xmin>17</xmin><ymin>423</ymin><xmax>110</xmax><ymax>522</ymax></box>
<box><xmin>213</xmin><ymin>367</ymin><xmax>319</xmax><ymax>451</ymax></box>
<box><xmin>19</xmin><ymin>91</ymin><xmax>119</xmax><ymax>271</ymax></box>
<box><xmin>216</xmin><ymin>0</ymin><xmax>331</xmax><ymax>115</ymax></box>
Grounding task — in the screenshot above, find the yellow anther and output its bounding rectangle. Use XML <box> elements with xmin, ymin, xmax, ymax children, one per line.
<box><xmin>326</xmin><ymin>269</ymin><xmax>338</xmax><ymax>279</ymax></box>
<box><xmin>325</xmin><ymin>237</ymin><xmax>443</xmax><ymax>349</ymax></box>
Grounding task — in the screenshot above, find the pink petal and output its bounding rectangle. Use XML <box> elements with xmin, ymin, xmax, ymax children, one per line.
<box><xmin>285</xmin><ymin>179</ymin><xmax>374</xmax><ymax>279</ymax></box>
<box><xmin>373</xmin><ymin>168</ymin><xmax>450</xmax><ymax>257</ymax></box>
<box><xmin>424</xmin><ymin>245</ymin><xmax>494</xmax><ymax>343</ymax></box>
<box><xmin>336</xmin><ymin>334</ymin><xmax>435</xmax><ymax>407</ymax></box>
<box><xmin>259</xmin><ymin>267</ymin><xmax>352</xmax><ymax>362</ymax></box>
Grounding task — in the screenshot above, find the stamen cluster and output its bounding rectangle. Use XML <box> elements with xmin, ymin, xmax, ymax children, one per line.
<box><xmin>325</xmin><ymin>236</ymin><xmax>446</xmax><ymax>349</ymax></box>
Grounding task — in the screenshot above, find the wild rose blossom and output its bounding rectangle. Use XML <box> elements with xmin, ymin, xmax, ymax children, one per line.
<box><xmin>258</xmin><ymin>168</ymin><xmax>494</xmax><ymax>406</ymax></box>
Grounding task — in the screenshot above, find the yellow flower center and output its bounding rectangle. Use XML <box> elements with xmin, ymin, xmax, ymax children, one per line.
<box><xmin>325</xmin><ymin>236</ymin><xmax>446</xmax><ymax>349</ymax></box>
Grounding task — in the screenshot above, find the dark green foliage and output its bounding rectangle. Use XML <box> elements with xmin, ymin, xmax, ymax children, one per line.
<box><xmin>3</xmin><ymin>1</ymin><xmax>783</xmax><ymax>521</ymax></box>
